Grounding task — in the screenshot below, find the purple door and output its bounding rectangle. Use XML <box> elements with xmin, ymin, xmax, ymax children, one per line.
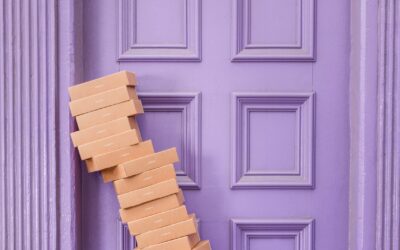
<box><xmin>82</xmin><ymin>0</ymin><xmax>350</xmax><ymax>249</ymax></box>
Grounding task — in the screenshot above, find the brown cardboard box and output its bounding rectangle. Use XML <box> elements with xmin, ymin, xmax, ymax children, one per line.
<box><xmin>135</xmin><ymin>215</ymin><xmax>198</xmax><ymax>248</ymax></box>
<box><xmin>113</xmin><ymin>164</ymin><xmax>176</xmax><ymax>195</ymax></box>
<box><xmin>69</xmin><ymin>86</ymin><xmax>138</xmax><ymax>116</ymax></box>
<box><xmin>68</xmin><ymin>71</ymin><xmax>136</xmax><ymax>100</ymax></box>
<box><xmin>101</xmin><ymin>147</ymin><xmax>178</xmax><ymax>182</ymax></box>
<box><xmin>76</xmin><ymin>99</ymin><xmax>143</xmax><ymax>130</ymax></box>
<box><xmin>70</xmin><ymin>117</ymin><xmax>140</xmax><ymax>147</ymax></box>
<box><xmin>193</xmin><ymin>241</ymin><xmax>212</xmax><ymax>250</ymax></box>
<box><xmin>120</xmin><ymin>190</ymin><xmax>184</xmax><ymax>223</ymax></box>
<box><xmin>128</xmin><ymin>205</ymin><xmax>189</xmax><ymax>235</ymax></box>
<box><xmin>136</xmin><ymin>234</ymin><xmax>200</xmax><ymax>250</ymax></box>
<box><xmin>78</xmin><ymin>130</ymin><xmax>139</xmax><ymax>160</ymax></box>
<box><xmin>86</xmin><ymin>140</ymin><xmax>153</xmax><ymax>173</ymax></box>
<box><xmin>118</xmin><ymin>179</ymin><xmax>179</xmax><ymax>209</ymax></box>
<box><xmin>123</xmin><ymin>148</ymin><xmax>179</xmax><ymax>176</ymax></box>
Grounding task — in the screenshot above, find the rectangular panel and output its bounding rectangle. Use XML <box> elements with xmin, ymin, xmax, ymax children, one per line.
<box><xmin>136</xmin><ymin>0</ymin><xmax>186</xmax><ymax>46</ymax></box>
<box><xmin>249</xmin><ymin>236</ymin><xmax>296</xmax><ymax>250</ymax></box>
<box><xmin>138</xmin><ymin>93</ymin><xmax>202</xmax><ymax>189</ymax></box>
<box><xmin>232</xmin><ymin>0</ymin><xmax>315</xmax><ymax>61</ymax></box>
<box><xmin>249</xmin><ymin>0</ymin><xmax>300</xmax><ymax>46</ymax></box>
<box><xmin>231</xmin><ymin>219</ymin><xmax>315</xmax><ymax>250</ymax></box>
<box><xmin>232</xmin><ymin>92</ymin><xmax>315</xmax><ymax>188</ymax></box>
<box><xmin>249</xmin><ymin>110</ymin><xmax>297</xmax><ymax>173</ymax></box>
<box><xmin>118</xmin><ymin>0</ymin><xmax>201</xmax><ymax>61</ymax></box>
<box><xmin>139</xmin><ymin>111</ymin><xmax>184</xmax><ymax>172</ymax></box>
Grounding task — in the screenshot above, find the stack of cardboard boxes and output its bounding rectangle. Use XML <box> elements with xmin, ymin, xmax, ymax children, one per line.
<box><xmin>68</xmin><ymin>71</ymin><xmax>211</xmax><ymax>250</ymax></box>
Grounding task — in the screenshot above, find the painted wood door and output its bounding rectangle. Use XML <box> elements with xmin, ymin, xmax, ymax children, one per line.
<box><xmin>81</xmin><ymin>0</ymin><xmax>350</xmax><ymax>249</ymax></box>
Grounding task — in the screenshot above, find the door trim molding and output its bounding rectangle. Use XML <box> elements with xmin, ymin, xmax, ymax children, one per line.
<box><xmin>349</xmin><ymin>0</ymin><xmax>400</xmax><ymax>249</ymax></box>
<box><xmin>375</xmin><ymin>0</ymin><xmax>400</xmax><ymax>249</ymax></box>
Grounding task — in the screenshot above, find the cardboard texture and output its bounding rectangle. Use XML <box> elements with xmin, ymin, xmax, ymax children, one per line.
<box><xmin>76</xmin><ymin>99</ymin><xmax>143</xmax><ymax>130</ymax></box>
<box><xmin>69</xmin><ymin>86</ymin><xmax>138</xmax><ymax>116</ymax></box>
<box><xmin>128</xmin><ymin>205</ymin><xmax>189</xmax><ymax>235</ymax></box>
<box><xmin>68</xmin><ymin>71</ymin><xmax>136</xmax><ymax>100</ymax></box>
<box><xmin>114</xmin><ymin>164</ymin><xmax>176</xmax><ymax>195</ymax></box>
<box><xmin>135</xmin><ymin>215</ymin><xmax>198</xmax><ymax>248</ymax></box>
<box><xmin>71</xmin><ymin>117</ymin><xmax>139</xmax><ymax>147</ymax></box>
<box><xmin>69</xmin><ymin>71</ymin><xmax>212</xmax><ymax>250</ymax></box>
<box><xmin>101</xmin><ymin>147</ymin><xmax>178</xmax><ymax>182</ymax></box>
<box><xmin>193</xmin><ymin>241</ymin><xmax>212</xmax><ymax>250</ymax></box>
<box><xmin>136</xmin><ymin>234</ymin><xmax>200</xmax><ymax>250</ymax></box>
<box><xmin>122</xmin><ymin>148</ymin><xmax>179</xmax><ymax>176</ymax></box>
<box><xmin>118</xmin><ymin>179</ymin><xmax>180</xmax><ymax>209</ymax></box>
<box><xmin>77</xmin><ymin>130</ymin><xmax>139</xmax><ymax>160</ymax></box>
<box><xmin>120</xmin><ymin>190</ymin><xmax>185</xmax><ymax>223</ymax></box>
<box><xmin>86</xmin><ymin>140</ymin><xmax>154</xmax><ymax>173</ymax></box>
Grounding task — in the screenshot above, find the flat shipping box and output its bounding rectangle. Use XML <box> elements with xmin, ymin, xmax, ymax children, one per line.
<box><xmin>78</xmin><ymin>130</ymin><xmax>139</xmax><ymax>160</ymax></box>
<box><xmin>120</xmin><ymin>190</ymin><xmax>184</xmax><ymax>223</ymax></box>
<box><xmin>135</xmin><ymin>215</ymin><xmax>198</xmax><ymax>248</ymax></box>
<box><xmin>69</xmin><ymin>86</ymin><xmax>138</xmax><ymax>116</ymax></box>
<box><xmin>128</xmin><ymin>205</ymin><xmax>189</xmax><ymax>235</ymax></box>
<box><xmin>193</xmin><ymin>241</ymin><xmax>212</xmax><ymax>250</ymax></box>
<box><xmin>76</xmin><ymin>99</ymin><xmax>143</xmax><ymax>130</ymax></box>
<box><xmin>118</xmin><ymin>179</ymin><xmax>179</xmax><ymax>209</ymax></box>
<box><xmin>122</xmin><ymin>148</ymin><xmax>179</xmax><ymax>177</ymax></box>
<box><xmin>86</xmin><ymin>140</ymin><xmax>154</xmax><ymax>173</ymax></box>
<box><xmin>68</xmin><ymin>71</ymin><xmax>136</xmax><ymax>100</ymax></box>
<box><xmin>137</xmin><ymin>234</ymin><xmax>200</xmax><ymax>250</ymax></box>
<box><xmin>114</xmin><ymin>164</ymin><xmax>176</xmax><ymax>195</ymax></box>
<box><xmin>71</xmin><ymin>117</ymin><xmax>140</xmax><ymax>147</ymax></box>
<box><xmin>101</xmin><ymin>147</ymin><xmax>178</xmax><ymax>182</ymax></box>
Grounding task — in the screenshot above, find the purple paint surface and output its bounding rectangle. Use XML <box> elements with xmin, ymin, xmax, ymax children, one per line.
<box><xmin>81</xmin><ymin>0</ymin><xmax>350</xmax><ymax>249</ymax></box>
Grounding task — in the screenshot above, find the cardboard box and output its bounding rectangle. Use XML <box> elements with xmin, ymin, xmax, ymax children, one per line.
<box><xmin>69</xmin><ymin>86</ymin><xmax>138</xmax><ymax>116</ymax></box>
<box><xmin>135</xmin><ymin>215</ymin><xmax>198</xmax><ymax>248</ymax></box>
<box><xmin>70</xmin><ymin>117</ymin><xmax>140</xmax><ymax>147</ymax></box>
<box><xmin>136</xmin><ymin>234</ymin><xmax>200</xmax><ymax>250</ymax></box>
<box><xmin>123</xmin><ymin>148</ymin><xmax>179</xmax><ymax>177</ymax></box>
<box><xmin>68</xmin><ymin>71</ymin><xmax>136</xmax><ymax>100</ymax></box>
<box><xmin>120</xmin><ymin>190</ymin><xmax>184</xmax><ymax>223</ymax></box>
<box><xmin>128</xmin><ymin>205</ymin><xmax>189</xmax><ymax>235</ymax></box>
<box><xmin>113</xmin><ymin>164</ymin><xmax>176</xmax><ymax>195</ymax></box>
<box><xmin>101</xmin><ymin>147</ymin><xmax>178</xmax><ymax>182</ymax></box>
<box><xmin>86</xmin><ymin>140</ymin><xmax>153</xmax><ymax>173</ymax></box>
<box><xmin>118</xmin><ymin>179</ymin><xmax>179</xmax><ymax>209</ymax></box>
<box><xmin>193</xmin><ymin>241</ymin><xmax>211</xmax><ymax>250</ymax></box>
<box><xmin>76</xmin><ymin>99</ymin><xmax>143</xmax><ymax>130</ymax></box>
<box><xmin>78</xmin><ymin>130</ymin><xmax>139</xmax><ymax>160</ymax></box>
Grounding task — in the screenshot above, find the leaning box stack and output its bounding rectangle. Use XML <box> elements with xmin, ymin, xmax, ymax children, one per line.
<box><xmin>69</xmin><ymin>71</ymin><xmax>211</xmax><ymax>250</ymax></box>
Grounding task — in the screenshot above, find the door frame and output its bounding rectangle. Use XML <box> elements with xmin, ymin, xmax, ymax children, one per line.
<box><xmin>54</xmin><ymin>0</ymin><xmax>399</xmax><ymax>249</ymax></box>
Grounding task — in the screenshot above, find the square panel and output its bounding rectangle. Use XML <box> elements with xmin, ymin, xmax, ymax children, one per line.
<box><xmin>248</xmin><ymin>0</ymin><xmax>301</xmax><ymax>47</ymax></box>
<box><xmin>248</xmin><ymin>109</ymin><xmax>298</xmax><ymax>174</ymax></box>
<box><xmin>135</xmin><ymin>0</ymin><xmax>187</xmax><ymax>47</ymax></box>
<box><xmin>231</xmin><ymin>92</ymin><xmax>315</xmax><ymax>189</ymax></box>
<box><xmin>138</xmin><ymin>93</ymin><xmax>202</xmax><ymax>189</ymax></box>
<box><xmin>231</xmin><ymin>219</ymin><xmax>315</xmax><ymax>250</ymax></box>
<box><xmin>232</xmin><ymin>0</ymin><xmax>315</xmax><ymax>61</ymax></box>
<box><xmin>118</xmin><ymin>0</ymin><xmax>201</xmax><ymax>61</ymax></box>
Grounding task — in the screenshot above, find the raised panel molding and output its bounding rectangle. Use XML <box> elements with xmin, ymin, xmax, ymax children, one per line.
<box><xmin>139</xmin><ymin>93</ymin><xmax>202</xmax><ymax>189</ymax></box>
<box><xmin>232</xmin><ymin>0</ymin><xmax>315</xmax><ymax>61</ymax></box>
<box><xmin>118</xmin><ymin>0</ymin><xmax>202</xmax><ymax>61</ymax></box>
<box><xmin>117</xmin><ymin>218</ymin><xmax>202</xmax><ymax>250</ymax></box>
<box><xmin>231</xmin><ymin>93</ymin><xmax>315</xmax><ymax>189</ymax></box>
<box><xmin>0</xmin><ymin>1</ymin><xmax>58</xmax><ymax>249</ymax></box>
<box><xmin>231</xmin><ymin>218</ymin><xmax>315</xmax><ymax>250</ymax></box>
